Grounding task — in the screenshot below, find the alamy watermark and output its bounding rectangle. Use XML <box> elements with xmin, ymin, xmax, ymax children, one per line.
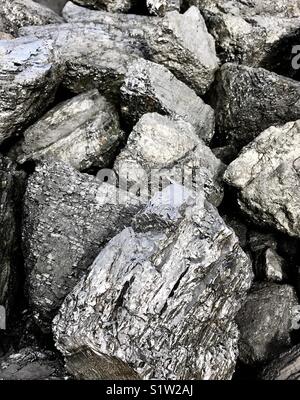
<box><xmin>94</xmin><ymin>165</ymin><xmax>205</xmax><ymax>205</ymax></box>
<box><xmin>292</xmin><ymin>45</ymin><xmax>300</xmax><ymax>70</ymax></box>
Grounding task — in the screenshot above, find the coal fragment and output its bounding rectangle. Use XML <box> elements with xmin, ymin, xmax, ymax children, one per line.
<box><xmin>0</xmin><ymin>36</ymin><xmax>63</xmax><ymax>145</ymax></box>
<box><xmin>23</xmin><ymin>160</ymin><xmax>143</xmax><ymax>331</ymax></box>
<box><xmin>114</xmin><ymin>113</ymin><xmax>224</xmax><ymax>206</ymax></box>
<box><xmin>224</xmin><ymin>120</ymin><xmax>300</xmax><ymax>239</ymax></box>
<box><xmin>213</xmin><ymin>64</ymin><xmax>300</xmax><ymax>152</ymax></box>
<box><xmin>0</xmin><ymin>0</ymin><xmax>63</xmax><ymax>35</ymax></box>
<box><xmin>18</xmin><ymin>90</ymin><xmax>124</xmax><ymax>171</ymax></box>
<box><xmin>236</xmin><ymin>283</ymin><xmax>300</xmax><ymax>365</ymax></box>
<box><xmin>53</xmin><ymin>184</ymin><xmax>253</xmax><ymax>380</ymax></box>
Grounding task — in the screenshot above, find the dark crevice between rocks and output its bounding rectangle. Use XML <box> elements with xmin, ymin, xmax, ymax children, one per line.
<box><xmin>232</xmin><ymin>360</ymin><xmax>260</xmax><ymax>380</ymax></box>
<box><xmin>129</xmin><ymin>0</ymin><xmax>149</xmax><ymax>15</ymax></box>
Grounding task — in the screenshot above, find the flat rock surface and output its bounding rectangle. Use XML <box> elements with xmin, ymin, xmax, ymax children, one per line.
<box><xmin>19</xmin><ymin>89</ymin><xmax>124</xmax><ymax>171</ymax></box>
<box><xmin>23</xmin><ymin>160</ymin><xmax>143</xmax><ymax>331</ymax></box>
<box><xmin>0</xmin><ymin>36</ymin><xmax>63</xmax><ymax>145</ymax></box>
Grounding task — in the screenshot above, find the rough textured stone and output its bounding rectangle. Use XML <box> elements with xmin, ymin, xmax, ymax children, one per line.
<box><xmin>120</xmin><ymin>59</ymin><xmax>215</xmax><ymax>142</ymax></box>
<box><xmin>0</xmin><ymin>0</ymin><xmax>63</xmax><ymax>35</ymax></box>
<box><xmin>0</xmin><ymin>157</ymin><xmax>26</xmax><ymax>319</ymax></box>
<box><xmin>53</xmin><ymin>184</ymin><xmax>253</xmax><ymax>380</ymax></box>
<box><xmin>19</xmin><ymin>23</ymin><xmax>143</xmax><ymax>101</ymax></box>
<box><xmin>73</xmin><ymin>0</ymin><xmax>133</xmax><ymax>12</ymax></box>
<box><xmin>60</xmin><ymin>3</ymin><xmax>219</xmax><ymax>95</ymax></box>
<box><xmin>147</xmin><ymin>0</ymin><xmax>181</xmax><ymax>16</ymax></box>
<box><xmin>236</xmin><ymin>283</ymin><xmax>299</xmax><ymax>365</ymax></box>
<box><xmin>258</xmin><ymin>248</ymin><xmax>287</xmax><ymax>283</ymax></box>
<box><xmin>247</xmin><ymin>230</ymin><xmax>286</xmax><ymax>282</ymax></box>
<box><xmin>0</xmin><ymin>36</ymin><xmax>63</xmax><ymax>145</ymax></box>
<box><xmin>191</xmin><ymin>0</ymin><xmax>300</xmax><ymax>73</ymax></box>
<box><xmin>34</xmin><ymin>0</ymin><xmax>67</xmax><ymax>14</ymax></box>
<box><xmin>213</xmin><ymin>63</ymin><xmax>300</xmax><ymax>154</ymax></box>
<box><xmin>224</xmin><ymin>120</ymin><xmax>300</xmax><ymax>239</ymax></box>
<box><xmin>23</xmin><ymin>160</ymin><xmax>143</xmax><ymax>331</ymax></box>
<box><xmin>114</xmin><ymin>113</ymin><xmax>224</xmax><ymax>206</ymax></box>
<box><xmin>0</xmin><ymin>347</ymin><xmax>64</xmax><ymax>380</ymax></box>
<box><xmin>18</xmin><ymin>90</ymin><xmax>124</xmax><ymax>171</ymax></box>
<box><xmin>261</xmin><ymin>345</ymin><xmax>300</xmax><ymax>380</ymax></box>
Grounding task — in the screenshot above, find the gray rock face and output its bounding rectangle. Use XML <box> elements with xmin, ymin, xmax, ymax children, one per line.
<box><xmin>259</xmin><ymin>248</ymin><xmax>287</xmax><ymax>283</ymax></box>
<box><xmin>0</xmin><ymin>36</ymin><xmax>63</xmax><ymax>145</ymax></box>
<box><xmin>23</xmin><ymin>160</ymin><xmax>143</xmax><ymax>331</ymax></box>
<box><xmin>18</xmin><ymin>90</ymin><xmax>124</xmax><ymax>171</ymax></box>
<box><xmin>0</xmin><ymin>347</ymin><xmax>64</xmax><ymax>380</ymax></box>
<box><xmin>114</xmin><ymin>113</ymin><xmax>224</xmax><ymax>206</ymax></box>
<box><xmin>213</xmin><ymin>63</ymin><xmax>300</xmax><ymax>152</ymax></box>
<box><xmin>224</xmin><ymin>120</ymin><xmax>300</xmax><ymax>239</ymax></box>
<box><xmin>73</xmin><ymin>0</ymin><xmax>133</xmax><ymax>12</ymax></box>
<box><xmin>120</xmin><ymin>59</ymin><xmax>215</xmax><ymax>142</ymax></box>
<box><xmin>19</xmin><ymin>23</ymin><xmax>144</xmax><ymax>101</ymax></box>
<box><xmin>190</xmin><ymin>0</ymin><xmax>300</xmax><ymax>18</ymax></box>
<box><xmin>60</xmin><ymin>3</ymin><xmax>219</xmax><ymax>95</ymax></box>
<box><xmin>0</xmin><ymin>0</ymin><xmax>63</xmax><ymax>35</ymax></box>
<box><xmin>261</xmin><ymin>345</ymin><xmax>300</xmax><ymax>380</ymax></box>
<box><xmin>53</xmin><ymin>184</ymin><xmax>253</xmax><ymax>380</ymax></box>
<box><xmin>147</xmin><ymin>0</ymin><xmax>181</xmax><ymax>16</ymax></box>
<box><xmin>34</xmin><ymin>0</ymin><xmax>67</xmax><ymax>14</ymax></box>
<box><xmin>191</xmin><ymin>0</ymin><xmax>300</xmax><ymax>71</ymax></box>
<box><xmin>0</xmin><ymin>157</ymin><xmax>26</xmax><ymax>318</ymax></box>
<box><xmin>247</xmin><ymin>230</ymin><xmax>283</xmax><ymax>281</ymax></box>
<box><xmin>236</xmin><ymin>283</ymin><xmax>299</xmax><ymax>365</ymax></box>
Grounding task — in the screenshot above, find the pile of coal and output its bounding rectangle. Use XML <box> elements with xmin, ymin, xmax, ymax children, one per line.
<box><xmin>0</xmin><ymin>0</ymin><xmax>300</xmax><ymax>381</ymax></box>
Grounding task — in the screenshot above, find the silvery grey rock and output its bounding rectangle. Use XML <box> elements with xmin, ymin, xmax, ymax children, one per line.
<box><xmin>120</xmin><ymin>60</ymin><xmax>215</xmax><ymax>142</ymax></box>
<box><xmin>0</xmin><ymin>157</ymin><xmax>26</xmax><ymax>319</ymax></box>
<box><xmin>189</xmin><ymin>0</ymin><xmax>300</xmax><ymax>18</ymax></box>
<box><xmin>261</xmin><ymin>345</ymin><xmax>300</xmax><ymax>380</ymax></box>
<box><xmin>34</xmin><ymin>0</ymin><xmax>67</xmax><ymax>14</ymax></box>
<box><xmin>0</xmin><ymin>36</ymin><xmax>63</xmax><ymax>145</ymax></box>
<box><xmin>236</xmin><ymin>283</ymin><xmax>299</xmax><ymax>365</ymax></box>
<box><xmin>147</xmin><ymin>0</ymin><xmax>181</xmax><ymax>16</ymax></box>
<box><xmin>224</xmin><ymin>120</ymin><xmax>300</xmax><ymax>239</ymax></box>
<box><xmin>73</xmin><ymin>0</ymin><xmax>133</xmax><ymax>12</ymax></box>
<box><xmin>60</xmin><ymin>3</ymin><xmax>219</xmax><ymax>95</ymax></box>
<box><xmin>190</xmin><ymin>0</ymin><xmax>300</xmax><ymax>72</ymax></box>
<box><xmin>114</xmin><ymin>113</ymin><xmax>224</xmax><ymax>206</ymax></box>
<box><xmin>247</xmin><ymin>230</ymin><xmax>286</xmax><ymax>282</ymax></box>
<box><xmin>18</xmin><ymin>90</ymin><xmax>124</xmax><ymax>171</ymax></box>
<box><xmin>18</xmin><ymin>23</ymin><xmax>143</xmax><ymax>101</ymax></box>
<box><xmin>0</xmin><ymin>347</ymin><xmax>64</xmax><ymax>380</ymax></box>
<box><xmin>258</xmin><ymin>248</ymin><xmax>287</xmax><ymax>283</ymax></box>
<box><xmin>0</xmin><ymin>0</ymin><xmax>63</xmax><ymax>35</ymax></box>
<box><xmin>213</xmin><ymin>64</ymin><xmax>300</xmax><ymax>152</ymax></box>
<box><xmin>53</xmin><ymin>184</ymin><xmax>253</xmax><ymax>380</ymax></box>
<box><xmin>23</xmin><ymin>160</ymin><xmax>143</xmax><ymax>332</ymax></box>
